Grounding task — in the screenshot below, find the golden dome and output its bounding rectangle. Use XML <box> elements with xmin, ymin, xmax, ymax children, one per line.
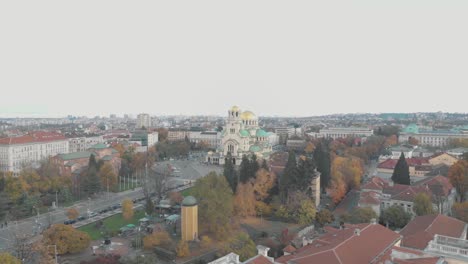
<box><xmin>240</xmin><ymin>111</ymin><xmax>257</xmax><ymax>120</ymax></box>
<box><xmin>230</xmin><ymin>106</ymin><xmax>240</xmax><ymax>112</ymax></box>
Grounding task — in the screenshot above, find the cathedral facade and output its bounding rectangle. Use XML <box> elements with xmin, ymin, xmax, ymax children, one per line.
<box><xmin>206</xmin><ymin>106</ymin><xmax>272</xmax><ymax>165</ymax></box>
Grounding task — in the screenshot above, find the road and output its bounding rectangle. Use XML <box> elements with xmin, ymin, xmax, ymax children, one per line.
<box><xmin>0</xmin><ymin>159</ymin><xmax>222</xmax><ymax>250</ymax></box>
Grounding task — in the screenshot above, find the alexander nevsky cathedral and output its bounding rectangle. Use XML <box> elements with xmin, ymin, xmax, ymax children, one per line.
<box><xmin>206</xmin><ymin>106</ymin><xmax>272</xmax><ymax>165</ymax></box>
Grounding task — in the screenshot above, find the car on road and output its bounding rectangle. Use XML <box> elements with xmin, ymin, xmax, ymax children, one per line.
<box><xmin>88</xmin><ymin>212</ymin><xmax>98</xmax><ymax>218</ymax></box>
<box><xmin>64</xmin><ymin>219</ymin><xmax>76</xmax><ymax>225</ymax></box>
<box><xmin>77</xmin><ymin>216</ymin><xmax>86</xmax><ymax>221</ymax></box>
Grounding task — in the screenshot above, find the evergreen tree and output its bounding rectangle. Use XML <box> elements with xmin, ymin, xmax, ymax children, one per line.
<box><xmin>88</xmin><ymin>154</ymin><xmax>98</xmax><ymax>171</ymax></box>
<box><xmin>249</xmin><ymin>154</ymin><xmax>260</xmax><ymax>180</ymax></box>
<box><xmin>280</xmin><ymin>151</ymin><xmax>297</xmax><ymax>202</ymax></box>
<box><xmin>315</xmin><ymin>142</ymin><xmax>331</xmax><ymax>192</ymax></box>
<box><xmin>296</xmin><ymin>156</ymin><xmax>317</xmax><ymax>192</ymax></box>
<box><xmin>392</xmin><ymin>152</ymin><xmax>410</xmax><ymax>185</ymax></box>
<box><xmin>239</xmin><ymin>155</ymin><xmax>251</xmax><ymax>183</ymax></box>
<box><xmin>0</xmin><ymin>176</ymin><xmax>10</xmax><ymax>221</ymax></box>
<box><xmin>224</xmin><ymin>152</ymin><xmax>238</xmax><ymax>192</ymax></box>
<box><xmin>261</xmin><ymin>159</ymin><xmax>268</xmax><ymax>171</ymax></box>
<box><xmin>84</xmin><ymin>166</ymin><xmax>101</xmax><ymax>195</ymax></box>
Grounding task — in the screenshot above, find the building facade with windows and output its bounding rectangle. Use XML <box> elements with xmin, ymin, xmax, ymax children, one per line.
<box><xmin>68</xmin><ymin>136</ymin><xmax>104</xmax><ymax>153</ymax></box>
<box><xmin>0</xmin><ymin>131</ymin><xmax>69</xmax><ymax>173</ymax></box>
<box><xmin>310</xmin><ymin>127</ymin><xmax>374</xmax><ymax>139</ymax></box>
<box><xmin>189</xmin><ymin>131</ymin><xmax>221</xmax><ymax>149</ymax></box>
<box><xmin>137</xmin><ymin>113</ymin><xmax>151</xmax><ymax>129</ymax></box>
<box><xmin>400</xmin><ymin>124</ymin><xmax>468</xmax><ymax>147</ymax></box>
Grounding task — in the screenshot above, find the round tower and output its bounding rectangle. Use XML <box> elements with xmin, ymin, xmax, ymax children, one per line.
<box><xmin>181</xmin><ymin>196</ymin><xmax>198</xmax><ymax>242</ymax></box>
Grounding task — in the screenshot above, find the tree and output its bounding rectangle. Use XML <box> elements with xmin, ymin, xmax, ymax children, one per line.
<box><xmin>0</xmin><ymin>253</ymin><xmax>20</xmax><ymax>264</ymax></box>
<box><xmin>261</xmin><ymin>159</ymin><xmax>268</xmax><ymax>171</ymax></box>
<box><xmin>200</xmin><ymin>235</ymin><xmax>212</xmax><ymax>249</ymax></box>
<box><xmin>315</xmin><ymin>142</ymin><xmax>331</xmax><ymax>192</ymax></box>
<box><xmin>296</xmin><ymin>156</ymin><xmax>317</xmax><ymax>192</ymax></box>
<box><xmin>168</xmin><ymin>191</ymin><xmax>184</xmax><ymax>205</ymax></box>
<box><xmin>122</xmin><ymin>199</ymin><xmax>134</xmax><ymax>221</ymax></box>
<box><xmin>224</xmin><ymin>152</ymin><xmax>238</xmax><ymax>193</ymax></box>
<box><xmin>350</xmin><ymin>207</ymin><xmax>377</xmax><ymax>224</ymax></box>
<box><xmin>239</xmin><ymin>155</ymin><xmax>251</xmax><ymax>183</ymax></box>
<box><xmin>452</xmin><ymin>202</ymin><xmax>468</xmax><ymax>222</ymax></box>
<box><xmin>304</xmin><ymin>142</ymin><xmax>315</xmax><ymax>154</ymax></box>
<box><xmin>413</xmin><ymin>192</ymin><xmax>434</xmax><ymax>216</ymax></box>
<box><xmin>328</xmin><ymin>176</ymin><xmax>346</xmax><ymax>204</ymax></box>
<box><xmin>315</xmin><ymin>209</ymin><xmax>334</xmax><ymax>227</ymax></box>
<box><xmin>192</xmin><ymin>172</ymin><xmax>234</xmax><ymax>240</ymax></box>
<box><xmin>448</xmin><ymin>160</ymin><xmax>468</xmax><ymax>202</ymax></box>
<box><xmin>142</xmin><ymin>231</ymin><xmax>172</xmax><ymax>249</ymax></box>
<box><xmin>88</xmin><ymin>154</ymin><xmax>98</xmax><ymax>171</ymax></box>
<box><xmin>99</xmin><ymin>163</ymin><xmax>118</xmax><ymax>192</ymax></box>
<box><xmin>280</xmin><ymin>151</ymin><xmax>297</xmax><ymax>202</ymax></box>
<box><xmin>408</xmin><ymin>137</ymin><xmax>419</xmax><ymax>146</ymax></box>
<box><xmin>176</xmin><ymin>240</ymin><xmax>190</xmax><ymax>258</ymax></box>
<box><xmin>392</xmin><ymin>152</ymin><xmax>410</xmax><ymax>185</ymax></box>
<box><xmin>83</xmin><ymin>166</ymin><xmax>101</xmax><ymax>195</ymax></box>
<box><xmin>234</xmin><ymin>183</ymin><xmax>256</xmax><ymax>217</ymax></box>
<box><xmin>66</xmin><ymin>207</ymin><xmax>79</xmax><ymax>220</ymax></box>
<box><xmin>253</xmin><ymin>169</ymin><xmax>276</xmax><ymax>201</ymax></box>
<box><xmin>380</xmin><ymin>205</ymin><xmax>411</xmax><ymax>229</ymax></box>
<box><xmin>249</xmin><ymin>155</ymin><xmax>260</xmax><ymax>181</ymax></box>
<box><xmin>297</xmin><ymin>199</ymin><xmax>317</xmax><ymax>225</ymax></box>
<box><xmin>222</xmin><ymin>232</ymin><xmax>256</xmax><ymax>262</ymax></box>
<box><xmin>42</xmin><ymin>224</ymin><xmax>91</xmax><ymax>254</ymax></box>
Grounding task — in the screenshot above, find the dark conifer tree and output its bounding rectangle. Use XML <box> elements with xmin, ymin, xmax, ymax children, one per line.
<box><xmin>224</xmin><ymin>152</ymin><xmax>238</xmax><ymax>192</ymax></box>
<box><xmin>392</xmin><ymin>152</ymin><xmax>410</xmax><ymax>185</ymax></box>
<box><xmin>239</xmin><ymin>155</ymin><xmax>251</xmax><ymax>183</ymax></box>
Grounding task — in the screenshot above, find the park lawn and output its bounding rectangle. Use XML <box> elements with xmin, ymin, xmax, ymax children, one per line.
<box><xmin>79</xmin><ymin>210</ymin><xmax>146</xmax><ymax>240</ymax></box>
<box><xmin>181</xmin><ymin>187</ymin><xmax>193</xmax><ymax>197</ymax></box>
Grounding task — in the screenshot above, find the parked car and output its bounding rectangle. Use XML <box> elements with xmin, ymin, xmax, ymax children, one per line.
<box><xmin>64</xmin><ymin>219</ymin><xmax>76</xmax><ymax>225</ymax></box>
<box><xmin>88</xmin><ymin>212</ymin><xmax>98</xmax><ymax>218</ymax></box>
<box><xmin>77</xmin><ymin>216</ymin><xmax>86</xmax><ymax>221</ymax></box>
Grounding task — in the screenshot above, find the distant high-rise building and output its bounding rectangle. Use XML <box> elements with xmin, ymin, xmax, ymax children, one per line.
<box><xmin>137</xmin><ymin>113</ymin><xmax>151</xmax><ymax>128</ymax></box>
<box><xmin>110</xmin><ymin>114</ymin><xmax>116</xmax><ymax>119</ymax></box>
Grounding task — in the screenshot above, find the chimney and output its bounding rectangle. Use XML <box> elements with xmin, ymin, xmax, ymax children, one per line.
<box><xmin>256</xmin><ymin>245</ymin><xmax>270</xmax><ymax>257</ymax></box>
<box><xmin>354</xmin><ymin>229</ymin><xmax>360</xmax><ymax>236</ymax></box>
<box><xmin>370</xmin><ymin>218</ymin><xmax>377</xmax><ymax>225</ymax></box>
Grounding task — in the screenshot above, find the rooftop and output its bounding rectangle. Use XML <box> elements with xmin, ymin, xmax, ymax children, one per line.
<box><xmin>0</xmin><ymin>131</ymin><xmax>67</xmax><ymax>145</ymax></box>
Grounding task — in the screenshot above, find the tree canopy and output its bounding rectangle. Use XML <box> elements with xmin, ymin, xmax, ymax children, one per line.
<box><xmin>42</xmin><ymin>224</ymin><xmax>91</xmax><ymax>254</ymax></box>
<box><xmin>448</xmin><ymin>160</ymin><xmax>468</xmax><ymax>202</ymax></box>
<box><xmin>380</xmin><ymin>205</ymin><xmax>411</xmax><ymax>229</ymax></box>
<box><xmin>413</xmin><ymin>193</ymin><xmax>434</xmax><ymax>216</ymax></box>
<box><xmin>392</xmin><ymin>152</ymin><xmax>410</xmax><ymax>185</ymax></box>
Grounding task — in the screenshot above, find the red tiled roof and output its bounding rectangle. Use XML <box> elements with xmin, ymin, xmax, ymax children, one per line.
<box><xmin>359</xmin><ymin>191</ymin><xmax>381</xmax><ymax>205</ymax></box>
<box><xmin>393</xmin><ymin>257</ymin><xmax>441</xmax><ymax>264</ymax></box>
<box><xmin>399</xmin><ymin>214</ymin><xmax>467</xmax><ymax>250</ymax></box>
<box><xmin>414</xmin><ymin>175</ymin><xmax>453</xmax><ymax>197</ymax></box>
<box><xmin>244</xmin><ymin>255</ymin><xmax>274</xmax><ymax>264</ymax></box>
<box><xmin>283</xmin><ymin>245</ymin><xmax>296</xmax><ymax>253</ymax></box>
<box><xmin>362</xmin><ymin>176</ymin><xmax>388</xmax><ymax>191</ymax></box>
<box><xmin>276</xmin><ymin>223</ymin><xmax>400</xmax><ymax>264</ymax></box>
<box><xmin>378</xmin><ymin>158</ymin><xmax>429</xmax><ymax>170</ymax></box>
<box><xmin>0</xmin><ymin>131</ymin><xmax>66</xmax><ymax>145</ymax></box>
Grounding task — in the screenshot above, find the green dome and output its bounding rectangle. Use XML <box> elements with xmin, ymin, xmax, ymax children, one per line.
<box><xmin>240</xmin><ymin>130</ymin><xmax>250</xmax><ymax>137</ymax></box>
<box><xmin>250</xmin><ymin>145</ymin><xmax>262</xmax><ymax>152</ymax></box>
<box><xmin>182</xmin><ymin>196</ymin><xmax>197</xmax><ymax>206</ymax></box>
<box><xmin>402</xmin><ymin>124</ymin><xmax>419</xmax><ymax>134</ymax></box>
<box><xmin>256</xmin><ymin>129</ymin><xmax>268</xmax><ymax>137</ymax></box>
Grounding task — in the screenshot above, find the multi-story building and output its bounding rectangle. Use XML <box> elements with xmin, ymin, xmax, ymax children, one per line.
<box><xmin>275</xmin><ymin>127</ymin><xmax>298</xmax><ymax>145</ymax></box>
<box><xmin>0</xmin><ymin>131</ymin><xmax>69</xmax><ymax>172</ymax></box>
<box><xmin>137</xmin><ymin>113</ymin><xmax>151</xmax><ymax>129</ymax></box>
<box><xmin>147</xmin><ymin>131</ymin><xmax>159</xmax><ymax>147</ymax></box>
<box><xmin>167</xmin><ymin>130</ymin><xmax>191</xmax><ymax>142</ymax></box>
<box><xmin>68</xmin><ymin>136</ymin><xmax>104</xmax><ymax>153</ymax></box>
<box><xmin>130</xmin><ymin>130</ymin><xmax>159</xmax><ymax>148</ymax></box>
<box><xmin>310</xmin><ymin>127</ymin><xmax>373</xmax><ymax>140</ymax></box>
<box><xmin>189</xmin><ymin>131</ymin><xmax>221</xmax><ymax>149</ymax></box>
<box><xmin>400</xmin><ymin>124</ymin><xmax>468</xmax><ymax>147</ymax></box>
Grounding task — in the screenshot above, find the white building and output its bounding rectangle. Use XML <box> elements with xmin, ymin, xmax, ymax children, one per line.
<box><xmin>206</xmin><ymin>106</ymin><xmax>272</xmax><ymax>165</ymax></box>
<box><xmin>310</xmin><ymin>127</ymin><xmax>373</xmax><ymax>139</ymax></box>
<box><xmin>400</xmin><ymin>124</ymin><xmax>468</xmax><ymax>147</ymax></box>
<box><xmin>137</xmin><ymin>113</ymin><xmax>151</xmax><ymax>129</ymax></box>
<box><xmin>189</xmin><ymin>131</ymin><xmax>221</xmax><ymax>149</ymax></box>
<box><xmin>68</xmin><ymin>136</ymin><xmax>104</xmax><ymax>153</ymax></box>
<box><xmin>147</xmin><ymin>131</ymin><xmax>159</xmax><ymax>147</ymax></box>
<box><xmin>0</xmin><ymin>132</ymin><xmax>69</xmax><ymax>173</ymax></box>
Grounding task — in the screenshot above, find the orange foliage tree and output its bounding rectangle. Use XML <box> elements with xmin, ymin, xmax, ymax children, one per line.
<box><xmin>448</xmin><ymin>160</ymin><xmax>468</xmax><ymax>202</ymax></box>
<box><xmin>66</xmin><ymin>207</ymin><xmax>79</xmax><ymax>220</ymax></box>
<box><xmin>143</xmin><ymin>231</ymin><xmax>172</xmax><ymax>249</ymax></box>
<box><xmin>122</xmin><ymin>199</ymin><xmax>134</xmax><ymax>221</ymax></box>
<box><xmin>42</xmin><ymin>224</ymin><xmax>91</xmax><ymax>254</ymax></box>
<box><xmin>452</xmin><ymin>202</ymin><xmax>468</xmax><ymax>222</ymax></box>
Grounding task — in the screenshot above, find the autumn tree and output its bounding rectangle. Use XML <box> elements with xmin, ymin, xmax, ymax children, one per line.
<box><xmin>452</xmin><ymin>202</ymin><xmax>468</xmax><ymax>222</ymax></box>
<box><xmin>224</xmin><ymin>152</ymin><xmax>238</xmax><ymax>193</ymax></box>
<box><xmin>143</xmin><ymin>231</ymin><xmax>172</xmax><ymax>250</ymax></box>
<box><xmin>122</xmin><ymin>199</ymin><xmax>134</xmax><ymax>221</ymax></box>
<box><xmin>222</xmin><ymin>232</ymin><xmax>256</xmax><ymax>262</ymax></box>
<box><xmin>99</xmin><ymin>163</ymin><xmax>118</xmax><ymax>192</ymax></box>
<box><xmin>234</xmin><ymin>183</ymin><xmax>256</xmax><ymax>217</ymax></box>
<box><xmin>66</xmin><ymin>207</ymin><xmax>79</xmax><ymax>220</ymax></box>
<box><xmin>448</xmin><ymin>160</ymin><xmax>468</xmax><ymax>202</ymax></box>
<box><xmin>176</xmin><ymin>240</ymin><xmax>190</xmax><ymax>258</ymax></box>
<box><xmin>380</xmin><ymin>205</ymin><xmax>411</xmax><ymax>229</ymax></box>
<box><xmin>350</xmin><ymin>207</ymin><xmax>377</xmax><ymax>224</ymax></box>
<box><xmin>304</xmin><ymin>141</ymin><xmax>315</xmax><ymax>154</ymax></box>
<box><xmin>315</xmin><ymin>209</ymin><xmax>334</xmax><ymax>227</ymax></box>
<box><xmin>42</xmin><ymin>224</ymin><xmax>91</xmax><ymax>254</ymax></box>
<box><xmin>192</xmin><ymin>172</ymin><xmax>234</xmax><ymax>240</ymax></box>
<box><xmin>413</xmin><ymin>193</ymin><xmax>434</xmax><ymax>216</ymax></box>
<box><xmin>168</xmin><ymin>191</ymin><xmax>184</xmax><ymax>205</ymax></box>
<box><xmin>0</xmin><ymin>253</ymin><xmax>20</xmax><ymax>264</ymax></box>
<box><xmin>200</xmin><ymin>235</ymin><xmax>212</xmax><ymax>248</ymax></box>
<box><xmin>392</xmin><ymin>152</ymin><xmax>410</xmax><ymax>185</ymax></box>
<box><xmin>277</xmin><ymin>191</ymin><xmax>316</xmax><ymax>224</ymax></box>
<box><xmin>408</xmin><ymin>137</ymin><xmax>419</xmax><ymax>146</ymax></box>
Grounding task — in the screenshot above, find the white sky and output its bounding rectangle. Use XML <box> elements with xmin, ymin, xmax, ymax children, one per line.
<box><xmin>1</xmin><ymin>1</ymin><xmax>467</xmax><ymax>118</ymax></box>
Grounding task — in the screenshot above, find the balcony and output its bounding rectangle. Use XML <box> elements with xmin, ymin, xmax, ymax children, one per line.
<box><xmin>426</xmin><ymin>234</ymin><xmax>468</xmax><ymax>261</ymax></box>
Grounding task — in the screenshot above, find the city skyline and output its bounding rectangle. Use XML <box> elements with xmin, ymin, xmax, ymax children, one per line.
<box><xmin>1</xmin><ymin>1</ymin><xmax>467</xmax><ymax>118</ymax></box>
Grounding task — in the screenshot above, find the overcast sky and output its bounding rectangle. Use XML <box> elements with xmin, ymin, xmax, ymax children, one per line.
<box><xmin>1</xmin><ymin>1</ymin><xmax>467</xmax><ymax>118</ymax></box>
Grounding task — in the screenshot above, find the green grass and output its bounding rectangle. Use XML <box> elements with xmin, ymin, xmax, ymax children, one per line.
<box><xmin>78</xmin><ymin>210</ymin><xmax>146</xmax><ymax>240</ymax></box>
<box><xmin>181</xmin><ymin>187</ymin><xmax>194</xmax><ymax>197</ymax></box>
